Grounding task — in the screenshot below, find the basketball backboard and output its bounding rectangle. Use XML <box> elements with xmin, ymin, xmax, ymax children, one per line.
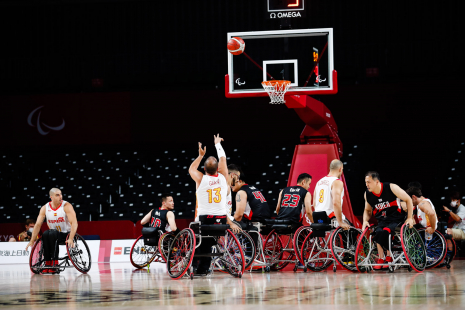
<box><xmin>225</xmin><ymin>28</ymin><xmax>337</xmax><ymax>98</ymax></box>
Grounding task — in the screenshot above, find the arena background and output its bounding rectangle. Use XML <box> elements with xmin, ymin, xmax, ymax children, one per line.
<box><xmin>0</xmin><ymin>0</ymin><xmax>464</xmax><ymax>223</ymax></box>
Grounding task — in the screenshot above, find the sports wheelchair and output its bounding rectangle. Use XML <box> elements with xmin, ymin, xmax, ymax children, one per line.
<box><xmin>262</xmin><ymin>219</ymin><xmax>313</xmax><ymax>272</ymax></box>
<box><xmin>166</xmin><ymin>221</ymin><xmax>245</xmax><ymax>279</ymax></box>
<box><xmin>129</xmin><ymin>227</ymin><xmax>175</xmax><ymax>268</ymax></box>
<box><xmin>355</xmin><ymin>223</ymin><xmax>427</xmax><ymax>273</ymax></box>
<box><xmin>29</xmin><ymin>232</ymin><xmax>91</xmax><ymax>274</ymax></box>
<box><xmin>417</xmin><ymin>227</ymin><xmax>447</xmax><ymax>269</ymax></box>
<box><xmin>300</xmin><ymin>211</ymin><xmax>362</xmax><ymax>272</ymax></box>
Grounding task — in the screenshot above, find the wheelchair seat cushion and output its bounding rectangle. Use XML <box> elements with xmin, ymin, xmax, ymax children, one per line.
<box><xmin>200</xmin><ymin>224</ymin><xmax>230</xmax><ymax>236</ymax></box>
<box><xmin>312</xmin><ymin>211</ymin><xmax>331</xmax><ymax>224</ymax></box>
<box><xmin>310</xmin><ymin>223</ymin><xmax>333</xmax><ymax>231</ymax></box>
<box><xmin>142</xmin><ymin>227</ymin><xmax>159</xmax><ymax>246</ymax></box>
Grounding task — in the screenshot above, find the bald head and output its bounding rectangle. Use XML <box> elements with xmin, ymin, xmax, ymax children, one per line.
<box><xmin>204</xmin><ymin>156</ymin><xmax>218</xmax><ymax>175</ymax></box>
<box><xmin>330</xmin><ymin>159</ymin><xmax>343</xmax><ymax>171</ymax></box>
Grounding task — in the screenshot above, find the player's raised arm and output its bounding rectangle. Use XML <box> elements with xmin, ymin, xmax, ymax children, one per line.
<box><xmin>26</xmin><ymin>205</ymin><xmax>46</xmax><ymax>251</ymax></box>
<box><xmin>214</xmin><ymin>134</ymin><xmax>228</xmax><ymax>178</ymax></box>
<box><xmin>362</xmin><ymin>192</ymin><xmax>373</xmax><ymax>231</ymax></box>
<box><xmin>64</xmin><ymin>202</ymin><xmax>78</xmax><ymax>248</ymax></box>
<box><xmin>390</xmin><ymin>183</ymin><xmax>414</xmax><ymax>228</ymax></box>
<box><xmin>189</xmin><ymin>142</ymin><xmax>206</xmax><ymax>187</ymax></box>
<box><xmin>276</xmin><ymin>190</ymin><xmax>283</xmax><ymax>215</ymax></box>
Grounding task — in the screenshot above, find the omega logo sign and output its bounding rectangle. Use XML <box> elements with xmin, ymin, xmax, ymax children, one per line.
<box><xmin>270</xmin><ymin>12</ymin><xmax>302</xmax><ymax>18</ymax></box>
<box><xmin>27</xmin><ymin>106</ymin><xmax>65</xmax><ymax>136</ymax></box>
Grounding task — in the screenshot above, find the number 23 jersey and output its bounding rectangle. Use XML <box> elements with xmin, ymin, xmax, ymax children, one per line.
<box><xmin>277</xmin><ymin>185</ymin><xmax>308</xmax><ymax>223</ymax></box>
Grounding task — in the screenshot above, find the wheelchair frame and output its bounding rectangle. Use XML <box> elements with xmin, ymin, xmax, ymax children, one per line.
<box><xmin>29</xmin><ymin>232</ymin><xmax>92</xmax><ymax>274</ymax></box>
<box><xmin>355</xmin><ymin>224</ymin><xmax>427</xmax><ymax>273</ymax></box>
<box><xmin>130</xmin><ymin>230</ymin><xmax>174</xmax><ymax>268</ymax></box>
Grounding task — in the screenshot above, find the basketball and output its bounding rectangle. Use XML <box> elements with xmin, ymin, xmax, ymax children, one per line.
<box><xmin>227</xmin><ymin>37</ymin><xmax>245</xmax><ymax>55</ymax></box>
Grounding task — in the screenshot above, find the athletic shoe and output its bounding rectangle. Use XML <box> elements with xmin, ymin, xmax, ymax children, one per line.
<box><xmin>384</xmin><ymin>256</ymin><xmax>393</xmax><ymax>269</ymax></box>
<box><xmin>373</xmin><ymin>258</ymin><xmax>384</xmax><ymax>270</ymax></box>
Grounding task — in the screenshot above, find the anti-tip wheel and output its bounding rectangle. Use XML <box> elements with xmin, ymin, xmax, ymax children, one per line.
<box><xmin>333</xmin><ymin>266</ymin><xmax>337</xmax><ymax>272</ymax></box>
<box><xmin>303</xmin><ymin>267</ymin><xmax>307</xmax><ymax>273</ymax></box>
<box><xmin>388</xmin><ymin>266</ymin><xmax>394</xmax><ymax>273</ymax></box>
<box><xmin>293</xmin><ymin>266</ymin><xmax>298</xmax><ymax>272</ymax></box>
<box><xmin>408</xmin><ymin>266</ymin><xmax>412</xmax><ymax>272</ymax></box>
<box><xmin>190</xmin><ymin>272</ymin><xmax>194</xmax><ymax>280</ymax></box>
<box><xmin>447</xmin><ymin>264</ymin><xmax>451</xmax><ymax>269</ymax></box>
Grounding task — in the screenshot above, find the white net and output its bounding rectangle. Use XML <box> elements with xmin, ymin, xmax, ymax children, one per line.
<box><xmin>261</xmin><ymin>80</ymin><xmax>291</xmax><ymax>104</ymax></box>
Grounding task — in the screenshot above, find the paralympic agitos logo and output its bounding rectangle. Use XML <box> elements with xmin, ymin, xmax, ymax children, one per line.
<box><xmin>27</xmin><ymin>106</ymin><xmax>65</xmax><ymax>135</ymax></box>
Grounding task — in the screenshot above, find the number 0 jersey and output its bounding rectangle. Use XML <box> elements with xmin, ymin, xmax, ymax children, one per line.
<box><xmin>365</xmin><ymin>182</ymin><xmax>405</xmax><ymax>222</ymax></box>
<box><xmin>45</xmin><ymin>201</ymin><xmax>71</xmax><ymax>232</ymax></box>
<box><xmin>196</xmin><ymin>173</ymin><xmax>228</xmax><ymax>219</ymax></box>
<box><xmin>277</xmin><ymin>185</ymin><xmax>308</xmax><ymax>223</ymax></box>
<box><xmin>240</xmin><ymin>184</ymin><xmax>271</xmax><ymax>222</ymax></box>
<box><xmin>150</xmin><ymin>208</ymin><xmax>171</xmax><ymax>233</ymax></box>
<box><xmin>314</xmin><ymin>176</ymin><xmax>346</xmax><ymax>220</ymax></box>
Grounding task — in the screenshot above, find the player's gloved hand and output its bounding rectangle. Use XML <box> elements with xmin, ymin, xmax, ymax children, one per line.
<box><xmin>25</xmin><ymin>240</ymin><xmax>34</xmax><ymax>251</ymax></box>
<box><xmin>362</xmin><ymin>221</ymin><xmax>370</xmax><ymax>232</ymax></box>
<box><xmin>405</xmin><ymin>217</ymin><xmax>415</xmax><ymax>229</ymax></box>
<box><xmin>214</xmin><ymin>134</ymin><xmax>224</xmax><ymax>145</ymax></box>
<box><xmin>339</xmin><ymin>221</ymin><xmax>351</xmax><ymax>231</ymax></box>
<box><xmin>66</xmin><ymin>237</ymin><xmax>75</xmax><ymax>248</ymax></box>
<box><xmin>230</xmin><ymin>223</ymin><xmax>242</xmax><ymax>233</ymax></box>
<box><xmin>426</xmin><ymin>227</ymin><xmax>435</xmax><ymax>234</ymax></box>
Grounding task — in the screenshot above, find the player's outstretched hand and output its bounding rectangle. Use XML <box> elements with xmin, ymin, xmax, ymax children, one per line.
<box><xmin>25</xmin><ymin>240</ymin><xmax>34</xmax><ymax>251</ymax></box>
<box><xmin>340</xmin><ymin>221</ymin><xmax>351</xmax><ymax>231</ymax></box>
<box><xmin>198</xmin><ymin>142</ymin><xmax>206</xmax><ymax>157</ymax></box>
<box><xmin>214</xmin><ymin>134</ymin><xmax>224</xmax><ymax>145</ymax></box>
<box><xmin>405</xmin><ymin>217</ymin><xmax>415</xmax><ymax>229</ymax></box>
<box><xmin>230</xmin><ymin>223</ymin><xmax>242</xmax><ymax>233</ymax></box>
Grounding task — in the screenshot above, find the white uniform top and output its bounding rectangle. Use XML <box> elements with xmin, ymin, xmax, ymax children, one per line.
<box><xmin>45</xmin><ymin>201</ymin><xmax>71</xmax><ymax>233</ymax></box>
<box><xmin>196</xmin><ymin>173</ymin><xmax>228</xmax><ymax>220</ymax></box>
<box><xmin>314</xmin><ymin>176</ymin><xmax>346</xmax><ymax>220</ymax></box>
<box><xmin>225</xmin><ymin>190</ymin><xmax>234</xmax><ymax>221</ymax></box>
<box><xmin>417</xmin><ymin>198</ymin><xmax>438</xmax><ymax>228</ymax></box>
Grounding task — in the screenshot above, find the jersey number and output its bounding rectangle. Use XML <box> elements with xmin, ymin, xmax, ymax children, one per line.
<box><xmin>253</xmin><ymin>191</ymin><xmax>267</xmax><ymax>203</ymax></box>
<box><xmin>151</xmin><ymin>218</ymin><xmax>161</xmax><ymax>228</ymax></box>
<box><xmin>318</xmin><ymin>189</ymin><xmax>324</xmax><ymax>203</ymax></box>
<box><xmin>207</xmin><ymin>188</ymin><xmax>222</xmax><ymax>203</ymax></box>
<box><xmin>282</xmin><ymin>194</ymin><xmax>300</xmax><ymax>207</ymax></box>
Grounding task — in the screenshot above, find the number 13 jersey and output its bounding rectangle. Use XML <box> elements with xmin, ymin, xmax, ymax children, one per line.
<box><xmin>196</xmin><ymin>173</ymin><xmax>228</xmax><ymax>219</ymax></box>
<box><xmin>314</xmin><ymin>176</ymin><xmax>346</xmax><ymax>220</ymax></box>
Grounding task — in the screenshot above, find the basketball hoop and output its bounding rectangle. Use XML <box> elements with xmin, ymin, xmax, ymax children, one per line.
<box><xmin>261</xmin><ymin>80</ymin><xmax>291</xmax><ymax>104</ymax></box>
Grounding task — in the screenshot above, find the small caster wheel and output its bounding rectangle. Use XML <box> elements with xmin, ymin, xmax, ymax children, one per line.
<box><xmin>407</xmin><ymin>266</ymin><xmax>412</xmax><ymax>272</ymax></box>
<box><xmin>238</xmin><ymin>271</ymin><xmax>242</xmax><ymax>278</ymax></box>
<box><xmin>293</xmin><ymin>266</ymin><xmax>298</xmax><ymax>272</ymax></box>
<box><xmin>265</xmin><ymin>266</ymin><xmax>270</xmax><ymax>272</ymax></box>
<box><xmin>388</xmin><ymin>267</ymin><xmax>394</xmax><ymax>273</ymax></box>
<box><xmin>303</xmin><ymin>267</ymin><xmax>307</xmax><ymax>273</ymax></box>
<box><xmin>333</xmin><ymin>266</ymin><xmax>337</xmax><ymax>272</ymax></box>
<box><xmin>366</xmin><ymin>268</ymin><xmax>371</xmax><ymax>273</ymax></box>
<box><xmin>190</xmin><ymin>272</ymin><xmax>194</xmax><ymax>280</ymax></box>
<box><xmin>447</xmin><ymin>264</ymin><xmax>451</xmax><ymax>269</ymax></box>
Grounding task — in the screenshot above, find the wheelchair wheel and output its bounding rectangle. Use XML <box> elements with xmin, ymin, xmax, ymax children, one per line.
<box><xmin>233</xmin><ymin>231</ymin><xmax>256</xmax><ymax>270</ymax></box>
<box><xmin>417</xmin><ymin>229</ymin><xmax>446</xmax><ymax>269</ymax></box>
<box><xmin>167</xmin><ymin>228</ymin><xmax>196</xmax><ymax>280</ymax></box>
<box><xmin>66</xmin><ymin>233</ymin><xmax>92</xmax><ymax>274</ymax></box>
<box><xmin>158</xmin><ymin>232</ymin><xmax>175</xmax><ymax>263</ymax></box>
<box><xmin>355</xmin><ymin>227</ymin><xmax>379</xmax><ymax>272</ymax></box>
<box><xmin>293</xmin><ymin>226</ymin><xmax>312</xmax><ymax>266</ymax></box>
<box><xmin>29</xmin><ymin>238</ymin><xmax>45</xmax><ymax>274</ymax></box>
<box><xmin>130</xmin><ymin>235</ymin><xmax>158</xmax><ymax>268</ymax></box>
<box><xmin>442</xmin><ymin>238</ymin><xmax>457</xmax><ymax>268</ymax></box>
<box><xmin>264</xmin><ymin>230</ymin><xmax>291</xmax><ymax>270</ymax></box>
<box><xmin>400</xmin><ymin>224</ymin><xmax>426</xmax><ymax>272</ymax></box>
<box><xmin>301</xmin><ymin>232</ymin><xmax>332</xmax><ymax>272</ymax></box>
<box><xmin>217</xmin><ymin>229</ymin><xmax>246</xmax><ymax>277</ymax></box>
<box><xmin>330</xmin><ymin>227</ymin><xmax>362</xmax><ymax>272</ymax></box>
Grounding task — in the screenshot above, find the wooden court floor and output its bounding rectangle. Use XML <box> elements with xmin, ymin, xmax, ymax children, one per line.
<box><xmin>0</xmin><ymin>260</ymin><xmax>464</xmax><ymax>309</ymax></box>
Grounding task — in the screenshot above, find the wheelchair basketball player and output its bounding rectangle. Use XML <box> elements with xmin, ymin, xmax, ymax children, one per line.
<box><xmin>26</xmin><ymin>188</ymin><xmax>78</xmax><ymax>274</ymax></box>
<box><xmin>188</xmin><ymin>134</ymin><xmax>241</xmax><ymax>274</ymax></box>
<box><xmin>362</xmin><ymin>172</ymin><xmax>415</xmax><ymax>269</ymax></box>
<box><xmin>140</xmin><ymin>193</ymin><xmax>179</xmax><ymax>235</ymax></box>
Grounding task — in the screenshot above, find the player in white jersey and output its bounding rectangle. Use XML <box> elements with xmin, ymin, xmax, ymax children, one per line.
<box><xmin>406</xmin><ymin>187</ymin><xmax>438</xmax><ymax>234</ymax></box>
<box><xmin>313</xmin><ymin>159</ymin><xmax>350</xmax><ymax>230</ymax></box>
<box><xmin>26</xmin><ymin>188</ymin><xmax>78</xmax><ymax>274</ymax></box>
<box><xmin>188</xmin><ymin>134</ymin><xmax>240</xmax><ymax>273</ymax></box>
